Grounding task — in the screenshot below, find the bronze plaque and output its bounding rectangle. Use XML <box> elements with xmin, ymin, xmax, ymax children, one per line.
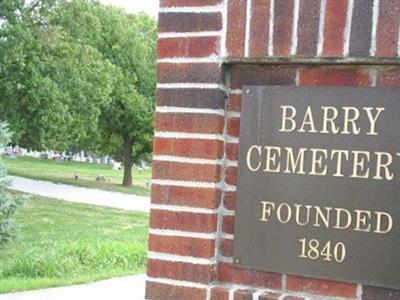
<box><xmin>233</xmin><ymin>86</ymin><xmax>400</xmax><ymax>289</ymax></box>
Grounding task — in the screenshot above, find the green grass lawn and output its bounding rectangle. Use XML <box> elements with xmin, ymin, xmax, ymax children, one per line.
<box><xmin>0</xmin><ymin>194</ymin><xmax>149</xmax><ymax>293</ymax></box>
<box><xmin>5</xmin><ymin>156</ymin><xmax>151</xmax><ymax>196</ymax></box>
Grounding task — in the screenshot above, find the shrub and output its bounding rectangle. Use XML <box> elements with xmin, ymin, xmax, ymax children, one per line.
<box><xmin>0</xmin><ymin>122</ymin><xmax>26</xmax><ymax>247</ymax></box>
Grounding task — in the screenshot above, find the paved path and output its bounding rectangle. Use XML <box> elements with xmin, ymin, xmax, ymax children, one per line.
<box><xmin>0</xmin><ymin>275</ymin><xmax>146</xmax><ymax>300</ymax></box>
<box><xmin>8</xmin><ymin>176</ymin><xmax>150</xmax><ymax>212</ymax></box>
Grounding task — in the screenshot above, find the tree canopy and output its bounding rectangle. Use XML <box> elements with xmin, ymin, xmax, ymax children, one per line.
<box><xmin>0</xmin><ymin>0</ymin><xmax>157</xmax><ymax>186</ymax></box>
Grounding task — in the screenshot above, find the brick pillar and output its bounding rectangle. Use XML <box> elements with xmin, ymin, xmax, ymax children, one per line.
<box><xmin>146</xmin><ymin>1</ymin><xmax>400</xmax><ymax>299</ymax></box>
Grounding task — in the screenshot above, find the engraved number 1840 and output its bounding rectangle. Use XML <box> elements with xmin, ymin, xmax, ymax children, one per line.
<box><xmin>298</xmin><ymin>238</ymin><xmax>346</xmax><ymax>263</ymax></box>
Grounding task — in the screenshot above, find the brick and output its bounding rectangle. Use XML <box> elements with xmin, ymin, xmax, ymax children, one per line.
<box><xmin>225</xmin><ymin>166</ymin><xmax>237</xmax><ymax>186</ymax></box>
<box><xmin>259</xmin><ymin>292</ymin><xmax>281</xmax><ymax>300</ymax></box>
<box><xmin>286</xmin><ymin>275</ymin><xmax>357</xmax><ymax>298</ymax></box>
<box><xmin>230</xmin><ymin>65</ymin><xmax>296</xmax><ymax>89</ymax></box>
<box><xmin>297</xmin><ymin>0</ymin><xmax>321</xmax><ymax>57</ymax></box>
<box><xmin>234</xmin><ymin>289</ymin><xmax>256</xmax><ymax>300</ymax></box>
<box><xmin>299</xmin><ymin>66</ymin><xmax>371</xmax><ymax>86</ymax></box>
<box><xmin>225</xmin><ymin>142</ymin><xmax>239</xmax><ymax>161</ymax></box>
<box><xmin>226</xmin><ymin>0</ymin><xmax>246</xmax><ymax>57</ymax></box>
<box><xmin>227</xmin><ymin>117</ymin><xmax>240</xmax><ymax>137</ymax></box>
<box><xmin>249</xmin><ymin>0</ymin><xmax>270</xmax><ymax>57</ymax></box>
<box><xmin>217</xmin><ymin>262</ymin><xmax>282</xmax><ymax>289</ymax></box>
<box><xmin>210</xmin><ymin>286</ymin><xmax>230</xmax><ymax>300</ymax></box>
<box><xmin>157</xmin><ymin>37</ymin><xmax>220</xmax><ymax>58</ymax></box>
<box><xmin>220</xmin><ymin>238</ymin><xmax>233</xmax><ymax>257</ymax></box>
<box><xmin>151</xmin><ymin>184</ymin><xmax>221</xmax><ymax>209</ymax></box>
<box><xmin>153</xmin><ymin>161</ymin><xmax>221</xmax><ymax>182</ymax></box>
<box><xmin>363</xmin><ymin>286</ymin><xmax>400</xmax><ymax>300</ymax></box>
<box><xmin>322</xmin><ymin>0</ymin><xmax>348</xmax><ymax>57</ymax></box>
<box><xmin>145</xmin><ymin>281</ymin><xmax>206</xmax><ymax>300</ymax></box>
<box><xmin>157</xmin><ymin>88</ymin><xmax>226</xmax><ymax>110</ymax></box>
<box><xmin>222</xmin><ymin>215</ymin><xmax>235</xmax><ymax>234</ymax></box>
<box><xmin>150</xmin><ymin>209</ymin><xmax>218</xmax><ymax>232</ymax></box>
<box><xmin>349</xmin><ymin>0</ymin><xmax>373</xmax><ymax>56</ymax></box>
<box><xmin>153</xmin><ymin>138</ymin><xmax>224</xmax><ymax>159</ymax></box>
<box><xmin>158</xmin><ymin>12</ymin><xmax>222</xmax><ymax>33</ymax></box>
<box><xmin>378</xmin><ymin>67</ymin><xmax>400</xmax><ymax>86</ymax></box>
<box><xmin>273</xmin><ymin>0</ymin><xmax>294</xmax><ymax>56</ymax></box>
<box><xmin>147</xmin><ymin>259</ymin><xmax>215</xmax><ymax>284</ymax></box>
<box><xmin>155</xmin><ymin>113</ymin><xmax>224</xmax><ymax>134</ymax></box>
<box><xmin>282</xmin><ymin>297</ymin><xmax>305</xmax><ymax>300</ymax></box>
<box><xmin>158</xmin><ymin>63</ymin><xmax>221</xmax><ymax>84</ymax></box>
<box><xmin>149</xmin><ymin>234</ymin><xmax>215</xmax><ymax>258</ymax></box>
<box><xmin>160</xmin><ymin>0</ymin><xmax>222</xmax><ymax>7</ymax></box>
<box><xmin>376</xmin><ymin>0</ymin><xmax>400</xmax><ymax>57</ymax></box>
<box><xmin>223</xmin><ymin>191</ymin><xmax>236</xmax><ymax>210</ymax></box>
<box><xmin>227</xmin><ymin>94</ymin><xmax>241</xmax><ymax>112</ymax></box>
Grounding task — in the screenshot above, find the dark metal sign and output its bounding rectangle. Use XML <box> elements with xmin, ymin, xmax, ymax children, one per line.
<box><xmin>233</xmin><ymin>86</ymin><xmax>400</xmax><ymax>289</ymax></box>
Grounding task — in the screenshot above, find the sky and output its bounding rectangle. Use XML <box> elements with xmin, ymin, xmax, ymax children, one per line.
<box><xmin>98</xmin><ymin>0</ymin><xmax>160</xmax><ymax>19</ymax></box>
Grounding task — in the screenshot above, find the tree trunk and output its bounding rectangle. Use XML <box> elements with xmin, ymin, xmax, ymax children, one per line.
<box><xmin>122</xmin><ymin>136</ymin><xmax>133</xmax><ymax>187</ymax></box>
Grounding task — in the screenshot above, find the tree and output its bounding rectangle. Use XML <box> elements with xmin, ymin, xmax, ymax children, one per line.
<box><xmin>52</xmin><ymin>0</ymin><xmax>157</xmax><ymax>186</ymax></box>
<box><xmin>0</xmin><ymin>0</ymin><xmax>156</xmax><ymax>187</ymax></box>
<box><xmin>0</xmin><ymin>0</ymin><xmax>116</xmax><ymax>151</ymax></box>
<box><xmin>0</xmin><ymin>122</ymin><xmax>26</xmax><ymax>247</ymax></box>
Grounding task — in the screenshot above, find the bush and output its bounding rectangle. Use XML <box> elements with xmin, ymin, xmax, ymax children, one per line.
<box><xmin>0</xmin><ymin>122</ymin><xmax>26</xmax><ymax>247</ymax></box>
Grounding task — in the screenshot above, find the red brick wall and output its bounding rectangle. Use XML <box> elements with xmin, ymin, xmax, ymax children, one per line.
<box><xmin>146</xmin><ymin>1</ymin><xmax>400</xmax><ymax>299</ymax></box>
